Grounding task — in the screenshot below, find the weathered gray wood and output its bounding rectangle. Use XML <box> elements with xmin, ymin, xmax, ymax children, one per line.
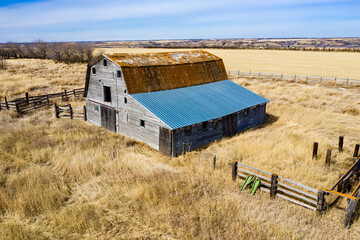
<box><xmin>313</xmin><ymin>142</ymin><xmax>318</xmax><ymax>159</ymax></box>
<box><xmin>277</xmin><ymin>181</ymin><xmax>318</xmax><ymax>200</ymax></box>
<box><xmin>316</xmin><ymin>190</ymin><xmax>325</xmax><ymax>213</ymax></box>
<box><xmin>237</xmin><ymin>162</ymin><xmax>272</xmax><ymax>176</ymax></box>
<box><xmin>326</xmin><ymin>148</ymin><xmax>332</xmax><ymax>166</ymax></box>
<box><xmin>344</xmin><ymin>199</ymin><xmax>358</xmax><ymax>228</ymax></box>
<box><xmin>277</xmin><ymin>193</ymin><xmax>317</xmax><ymax>211</ymax></box>
<box><xmin>277</xmin><ymin>176</ymin><xmax>318</xmax><ymax>194</ymax></box>
<box><xmin>277</xmin><ymin>187</ymin><xmax>317</xmax><ymax>206</ymax></box>
<box><xmin>237</xmin><ymin>168</ymin><xmax>272</xmax><ymax>182</ymax></box>
<box><xmin>354</xmin><ymin>144</ymin><xmax>360</xmax><ymax>158</ymax></box>
<box><xmin>339</xmin><ymin>136</ymin><xmax>344</xmax><ymax>152</ymax></box>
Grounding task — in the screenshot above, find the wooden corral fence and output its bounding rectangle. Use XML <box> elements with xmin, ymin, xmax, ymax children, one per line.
<box><xmin>227</xmin><ymin>70</ymin><xmax>360</xmax><ymax>86</ymax></box>
<box><xmin>0</xmin><ymin>88</ymin><xmax>84</xmax><ymax>114</ymax></box>
<box><xmin>54</xmin><ymin>103</ymin><xmax>86</xmax><ymax>120</ymax></box>
<box><xmin>232</xmin><ymin>161</ymin><xmax>321</xmax><ymax>211</ymax></box>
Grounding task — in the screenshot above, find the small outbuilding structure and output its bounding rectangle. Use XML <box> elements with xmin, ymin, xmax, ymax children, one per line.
<box><xmin>83</xmin><ymin>50</ymin><xmax>269</xmax><ymax>156</ymax></box>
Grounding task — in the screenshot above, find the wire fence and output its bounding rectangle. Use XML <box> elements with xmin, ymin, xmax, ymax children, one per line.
<box><xmin>227</xmin><ymin>70</ymin><xmax>360</xmax><ymax>86</ymax></box>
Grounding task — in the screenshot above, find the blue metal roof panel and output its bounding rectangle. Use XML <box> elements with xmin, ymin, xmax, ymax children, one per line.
<box><xmin>131</xmin><ymin>80</ymin><xmax>269</xmax><ymax>129</ymax></box>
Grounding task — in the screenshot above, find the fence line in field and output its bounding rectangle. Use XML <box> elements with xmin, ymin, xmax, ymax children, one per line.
<box><xmin>0</xmin><ymin>88</ymin><xmax>84</xmax><ymax>114</ymax></box>
<box><xmin>232</xmin><ymin>161</ymin><xmax>322</xmax><ymax>211</ymax></box>
<box><xmin>227</xmin><ymin>70</ymin><xmax>360</xmax><ymax>86</ymax></box>
<box><xmin>54</xmin><ymin>103</ymin><xmax>87</xmax><ymax>121</ymax></box>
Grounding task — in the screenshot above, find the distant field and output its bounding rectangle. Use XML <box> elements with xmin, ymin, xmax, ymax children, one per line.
<box><xmin>98</xmin><ymin>48</ymin><xmax>360</xmax><ymax>79</ymax></box>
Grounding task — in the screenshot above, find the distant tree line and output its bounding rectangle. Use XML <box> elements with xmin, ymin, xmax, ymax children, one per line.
<box><xmin>0</xmin><ymin>40</ymin><xmax>95</xmax><ymax>64</ymax></box>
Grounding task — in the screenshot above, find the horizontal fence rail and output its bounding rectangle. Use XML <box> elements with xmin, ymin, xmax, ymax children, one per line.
<box><xmin>0</xmin><ymin>88</ymin><xmax>84</xmax><ymax>114</ymax></box>
<box><xmin>54</xmin><ymin>103</ymin><xmax>86</xmax><ymax>121</ymax></box>
<box><xmin>228</xmin><ymin>70</ymin><xmax>360</xmax><ymax>86</ymax></box>
<box><xmin>233</xmin><ymin>161</ymin><xmax>321</xmax><ymax>211</ymax></box>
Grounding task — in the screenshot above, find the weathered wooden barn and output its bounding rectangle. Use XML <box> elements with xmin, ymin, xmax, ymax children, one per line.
<box><xmin>83</xmin><ymin>50</ymin><xmax>269</xmax><ymax>156</ymax></box>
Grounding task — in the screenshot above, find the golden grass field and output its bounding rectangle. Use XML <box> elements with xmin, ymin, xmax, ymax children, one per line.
<box><xmin>99</xmin><ymin>48</ymin><xmax>360</xmax><ymax>79</ymax></box>
<box><xmin>0</xmin><ymin>54</ymin><xmax>360</xmax><ymax>239</ymax></box>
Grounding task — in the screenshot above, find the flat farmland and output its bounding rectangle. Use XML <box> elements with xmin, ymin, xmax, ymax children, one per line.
<box><xmin>99</xmin><ymin>48</ymin><xmax>360</xmax><ymax>79</ymax></box>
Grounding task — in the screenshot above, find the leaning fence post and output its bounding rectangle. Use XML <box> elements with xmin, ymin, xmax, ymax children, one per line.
<box><xmin>5</xmin><ymin>96</ymin><xmax>9</xmax><ymax>109</ymax></box>
<box><xmin>270</xmin><ymin>174</ymin><xmax>278</xmax><ymax>199</ymax></box>
<box><xmin>339</xmin><ymin>136</ymin><xmax>344</xmax><ymax>152</ymax></box>
<box><xmin>83</xmin><ymin>106</ymin><xmax>87</xmax><ymax>121</ymax></box>
<box><xmin>326</xmin><ymin>148</ymin><xmax>332</xmax><ymax>167</ymax></box>
<box><xmin>316</xmin><ymin>190</ymin><xmax>325</xmax><ymax>214</ymax></box>
<box><xmin>312</xmin><ymin>142</ymin><xmax>318</xmax><ymax>159</ymax></box>
<box><xmin>232</xmin><ymin>161</ymin><xmax>238</xmax><ymax>181</ymax></box>
<box><xmin>68</xmin><ymin>104</ymin><xmax>73</xmax><ymax>119</ymax></box>
<box><xmin>354</xmin><ymin>144</ymin><xmax>360</xmax><ymax>158</ymax></box>
<box><xmin>54</xmin><ymin>103</ymin><xmax>59</xmax><ymax>118</ymax></box>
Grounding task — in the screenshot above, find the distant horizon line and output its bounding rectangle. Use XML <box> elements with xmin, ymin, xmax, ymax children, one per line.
<box><xmin>1</xmin><ymin>37</ymin><xmax>360</xmax><ymax>44</ymax></box>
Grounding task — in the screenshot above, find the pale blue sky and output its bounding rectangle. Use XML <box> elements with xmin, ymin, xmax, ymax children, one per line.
<box><xmin>0</xmin><ymin>0</ymin><xmax>359</xmax><ymax>42</ymax></box>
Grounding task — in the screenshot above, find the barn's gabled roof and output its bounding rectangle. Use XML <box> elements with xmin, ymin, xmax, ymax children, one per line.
<box><xmin>131</xmin><ymin>80</ymin><xmax>269</xmax><ymax>130</ymax></box>
<box><xmin>84</xmin><ymin>50</ymin><xmax>228</xmax><ymax>97</ymax></box>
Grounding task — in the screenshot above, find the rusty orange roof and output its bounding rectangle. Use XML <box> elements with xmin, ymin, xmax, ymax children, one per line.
<box><xmin>104</xmin><ymin>50</ymin><xmax>221</xmax><ymax>67</ymax></box>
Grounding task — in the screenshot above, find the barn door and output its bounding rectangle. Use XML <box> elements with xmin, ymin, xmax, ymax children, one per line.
<box><xmin>223</xmin><ymin>113</ymin><xmax>237</xmax><ymax>137</ymax></box>
<box><xmin>100</xmin><ymin>105</ymin><xmax>116</xmax><ymax>132</ymax></box>
<box><xmin>159</xmin><ymin>127</ymin><xmax>172</xmax><ymax>156</ymax></box>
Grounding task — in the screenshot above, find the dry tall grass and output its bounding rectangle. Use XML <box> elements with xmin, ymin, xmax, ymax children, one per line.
<box><xmin>0</xmin><ymin>59</ymin><xmax>85</xmax><ymax>99</ymax></box>
<box><xmin>99</xmin><ymin>48</ymin><xmax>360</xmax><ymax>79</ymax></box>
<box><xmin>1</xmin><ymin>58</ymin><xmax>360</xmax><ymax>239</ymax></box>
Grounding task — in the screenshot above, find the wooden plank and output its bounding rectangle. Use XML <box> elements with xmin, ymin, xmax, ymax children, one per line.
<box><xmin>277</xmin><ymin>181</ymin><xmax>318</xmax><ymax>200</ymax></box>
<box><xmin>330</xmin><ymin>158</ymin><xmax>360</xmax><ymax>190</ymax></box>
<box><xmin>277</xmin><ymin>186</ymin><xmax>317</xmax><ymax>206</ymax></box>
<box><xmin>237</xmin><ymin>168</ymin><xmax>272</xmax><ymax>182</ymax></box>
<box><xmin>276</xmin><ymin>193</ymin><xmax>317</xmax><ymax>211</ymax></box>
<box><xmin>277</xmin><ymin>175</ymin><xmax>318</xmax><ymax>193</ymax></box>
<box><xmin>236</xmin><ymin>162</ymin><xmax>272</xmax><ymax>176</ymax></box>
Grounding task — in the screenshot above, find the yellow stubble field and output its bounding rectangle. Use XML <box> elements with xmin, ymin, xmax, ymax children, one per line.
<box><xmin>98</xmin><ymin>48</ymin><xmax>360</xmax><ymax>79</ymax></box>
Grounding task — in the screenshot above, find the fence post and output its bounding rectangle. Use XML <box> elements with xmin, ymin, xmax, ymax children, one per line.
<box><xmin>334</xmin><ymin>77</ymin><xmax>337</xmax><ymax>83</ymax></box>
<box><xmin>54</xmin><ymin>103</ymin><xmax>59</xmax><ymax>118</ymax></box>
<box><xmin>312</xmin><ymin>142</ymin><xmax>318</xmax><ymax>159</ymax></box>
<box><xmin>83</xmin><ymin>106</ymin><xmax>87</xmax><ymax>121</ymax></box>
<box><xmin>25</xmin><ymin>92</ymin><xmax>29</xmax><ymax>104</ymax></box>
<box><xmin>5</xmin><ymin>96</ymin><xmax>9</xmax><ymax>109</ymax></box>
<box><xmin>68</xmin><ymin>104</ymin><xmax>73</xmax><ymax>119</ymax></box>
<box><xmin>347</xmin><ymin>78</ymin><xmax>349</xmax><ymax>85</ymax></box>
<box><xmin>73</xmin><ymin>89</ymin><xmax>76</xmax><ymax>98</ymax></box>
<box><xmin>316</xmin><ymin>190</ymin><xmax>325</xmax><ymax>214</ymax></box>
<box><xmin>325</xmin><ymin>148</ymin><xmax>332</xmax><ymax>167</ymax></box>
<box><xmin>339</xmin><ymin>136</ymin><xmax>344</xmax><ymax>152</ymax></box>
<box><xmin>320</xmin><ymin>77</ymin><xmax>322</xmax><ymax>82</ymax></box>
<box><xmin>354</xmin><ymin>144</ymin><xmax>360</xmax><ymax>158</ymax></box>
<box><xmin>238</xmin><ymin>70</ymin><xmax>239</xmax><ymax>76</ymax></box>
<box><xmin>46</xmin><ymin>95</ymin><xmax>50</xmax><ymax>105</ymax></box>
<box><xmin>232</xmin><ymin>161</ymin><xmax>238</xmax><ymax>181</ymax></box>
<box><xmin>294</xmin><ymin>74</ymin><xmax>296</xmax><ymax>81</ymax></box>
<box><xmin>213</xmin><ymin>155</ymin><xmax>216</xmax><ymax>169</ymax></box>
<box><xmin>15</xmin><ymin>102</ymin><xmax>20</xmax><ymax>113</ymax></box>
<box><xmin>344</xmin><ymin>197</ymin><xmax>358</xmax><ymax>228</ymax></box>
<box><xmin>306</xmin><ymin>76</ymin><xmax>308</xmax><ymax>82</ymax></box>
<box><xmin>270</xmin><ymin>174</ymin><xmax>278</xmax><ymax>199</ymax></box>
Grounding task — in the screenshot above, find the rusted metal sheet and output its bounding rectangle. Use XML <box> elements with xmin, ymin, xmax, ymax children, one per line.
<box><xmin>122</xmin><ymin>60</ymin><xmax>227</xmax><ymax>94</ymax></box>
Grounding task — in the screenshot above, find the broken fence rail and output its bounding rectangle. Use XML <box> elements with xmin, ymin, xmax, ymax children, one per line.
<box><xmin>227</xmin><ymin>70</ymin><xmax>360</xmax><ymax>86</ymax></box>
<box><xmin>54</xmin><ymin>103</ymin><xmax>86</xmax><ymax>121</ymax></box>
<box><xmin>232</xmin><ymin>161</ymin><xmax>322</xmax><ymax>211</ymax></box>
<box><xmin>0</xmin><ymin>88</ymin><xmax>85</xmax><ymax>113</ymax></box>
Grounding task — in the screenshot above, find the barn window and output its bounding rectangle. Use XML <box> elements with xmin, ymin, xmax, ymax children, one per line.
<box><xmin>117</xmin><ymin>70</ymin><xmax>122</xmax><ymax>78</ymax></box>
<box><xmin>202</xmin><ymin>121</ymin><xmax>208</xmax><ymax>130</ymax></box>
<box><xmin>103</xmin><ymin>59</ymin><xmax>107</xmax><ymax>66</ymax></box>
<box><xmin>124</xmin><ymin>97</ymin><xmax>127</xmax><ymax>104</ymax></box>
<box><xmin>94</xmin><ymin>105</ymin><xmax>99</xmax><ymax>112</ymax></box>
<box><xmin>213</xmin><ymin>119</ymin><xmax>218</xmax><ymax>128</ymax></box>
<box><xmin>92</xmin><ymin>67</ymin><xmax>96</xmax><ymax>74</ymax></box>
<box><xmin>244</xmin><ymin>109</ymin><xmax>249</xmax><ymax>116</ymax></box>
<box><xmin>140</xmin><ymin>120</ymin><xmax>145</xmax><ymax>127</ymax></box>
<box><xmin>185</xmin><ymin>126</ymin><xmax>192</xmax><ymax>135</ymax></box>
<box><xmin>103</xmin><ymin>86</ymin><xmax>111</xmax><ymax>102</ymax></box>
